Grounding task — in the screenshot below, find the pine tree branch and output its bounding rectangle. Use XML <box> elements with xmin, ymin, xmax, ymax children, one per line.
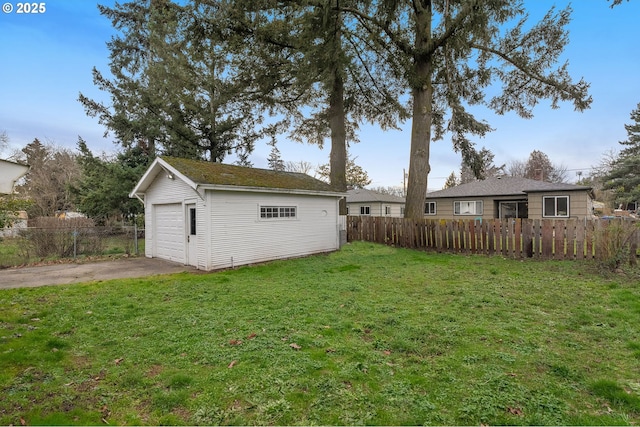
<box><xmin>469</xmin><ymin>42</ymin><xmax>591</xmax><ymax>111</ymax></box>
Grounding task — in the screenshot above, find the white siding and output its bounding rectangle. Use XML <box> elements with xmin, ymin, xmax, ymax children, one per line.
<box><xmin>207</xmin><ymin>190</ymin><xmax>339</xmax><ymax>270</ymax></box>
<box><xmin>140</xmin><ymin>171</ymin><xmax>341</xmax><ymax>270</ymax></box>
<box><xmin>347</xmin><ymin>202</ymin><xmax>404</xmax><ymax>217</ymax></box>
<box><xmin>196</xmin><ymin>197</ymin><xmax>210</xmax><ymax>270</ymax></box>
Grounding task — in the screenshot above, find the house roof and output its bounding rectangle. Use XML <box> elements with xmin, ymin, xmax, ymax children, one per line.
<box><xmin>130</xmin><ymin>156</ymin><xmax>343</xmax><ymax>198</ymax></box>
<box><xmin>346</xmin><ymin>188</ymin><xmax>405</xmax><ymax>204</ymax></box>
<box><xmin>425</xmin><ymin>176</ymin><xmax>592</xmax><ymax>199</ymax></box>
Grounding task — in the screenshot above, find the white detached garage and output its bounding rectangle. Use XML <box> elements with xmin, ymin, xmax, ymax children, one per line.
<box><xmin>130</xmin><ymin>156</ymin><xmax>345</xmax><ymax>271</ymax></box>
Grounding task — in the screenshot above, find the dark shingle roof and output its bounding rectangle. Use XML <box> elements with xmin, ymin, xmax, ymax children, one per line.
<box><xmin>346</xmin><ymin>188</ymin><xmax>405</xmax><ymax>203</ymax></box>
<box><xmin>425</xmin><ymin>176</ymin><xmax>591</xmax><ymax>199</ymax></box>
<box><xmin>162</xmin><ymin>156</ymin><xmax>339</xmax><ymax>193</ymax></box>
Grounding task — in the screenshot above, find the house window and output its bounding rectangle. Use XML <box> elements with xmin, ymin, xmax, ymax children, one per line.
<box><xmin>499</xmin><ymin>201</ymin><xmax>528</xmax><ymax>219</ymax></box>
<box><xmin>385</xmin><ymin>206</ymin><xmax>391</xmax><ymax>215</ymax></box>
<box><xmin>543</xmin><ymin>196</ymin><xmax>569</xmax><ymax>217</ymax></box>
<box><xmin>360</xmin><ymin>206</ymin><xmax>371</xmax><ymax>215</ymax></box>
<box><xmin>424</xmin><ymin>201</ymin><xmax>436</xmax><ymax>215</ymax></box>
<box><xmin>260</xmin><ymin>206</ymin><xmax>297</xmax><ymax>219</ymax></box>
<box><xmin>454</xmin><ymin>200</ymin><xmax>483</xmax><ymax>216</ymax></box>
<box><xmin>400</xmin><ymin>207</ymin><xmax>405</xmax><ymax>215</ymax></box>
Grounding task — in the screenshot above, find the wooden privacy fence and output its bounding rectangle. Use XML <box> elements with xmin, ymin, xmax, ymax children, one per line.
<box><xmin>346</xmin><ymin>216</ymin><xmax>640</xmax><ymax>261</ymax></box>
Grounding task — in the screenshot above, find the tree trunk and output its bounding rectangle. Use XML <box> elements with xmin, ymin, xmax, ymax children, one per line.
<box><xmin>329</xmin><ymin>68</ymin><xmax>348</xmax><ymax>214</ymax></box>
<box><xmin>404</xmin><ymin>3</ymin><xmax>433</xmax><ymax>220</ymax></box>
<box><xmin>404</xmin><ymin>68</ymin><xmax>433</xmax><ymax>219</ymax></box>
<box><xmin>327</xmin><ymin>10</ymin><xmax>348</xmax><ymax>214</ymax></box>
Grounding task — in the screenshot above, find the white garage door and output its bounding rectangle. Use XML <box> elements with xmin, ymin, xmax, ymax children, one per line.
<box><xmin>153</xmin><ymin>203</ymin><xmax>185</xmax><ymax>263</ymax></box>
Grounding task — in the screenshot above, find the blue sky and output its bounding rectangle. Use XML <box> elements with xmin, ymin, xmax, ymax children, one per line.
<box><xmin>1</xmin><ymin>0</ymin><xmax>639</xmax><ymax>191</ymax></box>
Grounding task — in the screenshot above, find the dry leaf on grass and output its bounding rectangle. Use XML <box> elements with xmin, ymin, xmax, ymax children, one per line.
<box><xmin>507</xmin><ymin>407</ymin><xmax>523</xmax><ymax>416</ymax></box>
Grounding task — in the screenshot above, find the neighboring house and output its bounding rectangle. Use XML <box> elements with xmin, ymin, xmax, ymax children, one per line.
<box><xmin>130</xmin><ymin>157</ymin><xmax>345</xmax><ymax>271</ymax></box>
<box><xmin>346</xmin><ymin>188</ymin><xmax>405</xmax><ymax>217</ymax></box>
<box><xmin>0</xmin><ymin>159</ymin><xmax>29</xmax><ymax>195</ymax></box>
<box><xmin>1</xmin><ymin>159</ymin><xmax>29</xmax><ymax>237</ymax></box>
<box><xmin>423</xmin><ymin>176</ymin><xmax>595</xmax><ymax>220</ymax></box>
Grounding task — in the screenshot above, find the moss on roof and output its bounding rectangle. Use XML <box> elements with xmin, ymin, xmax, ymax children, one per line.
<box><xmin>162</xmin><ymin>156</ymin><xmax>340</xmax><ymax>193</ymax></box>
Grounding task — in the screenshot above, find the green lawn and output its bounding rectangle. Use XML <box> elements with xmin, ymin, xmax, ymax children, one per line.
<box><xmin>1</xmin><ymin>242</ymin><xmax>639</xmax><ymax>425</ymax></box>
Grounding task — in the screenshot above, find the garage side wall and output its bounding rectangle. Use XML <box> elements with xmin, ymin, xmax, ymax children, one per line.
<box><xmin>144</xmin><ymin>174</ymin><xmax>197</xmax><ymax>263</ymax></box>
<box><xmin>207</xmin><ymin>190</ymin><xmax>339</xmax><ymax>270</ymax></box>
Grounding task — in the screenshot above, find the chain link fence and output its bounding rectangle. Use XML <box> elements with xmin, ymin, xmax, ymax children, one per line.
<box><xmin>0</xmin><ymin>217</ymin><xmax>144</xmax><ymax>268</ymax></box>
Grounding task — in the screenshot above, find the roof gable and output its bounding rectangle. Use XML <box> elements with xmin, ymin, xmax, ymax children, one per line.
<box><xmin>131</xmin><ymin>157</ymin><xmax>342</xmax><ymax>197</ymax></box>
<box><xmin>425</xmin><ymin>176</ymin><xmax>592</xmax><ymax>199</ymax></box>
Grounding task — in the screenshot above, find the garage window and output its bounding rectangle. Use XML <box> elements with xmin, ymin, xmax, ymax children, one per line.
<box><xmin>260</xmin><ymin>206</ymin><xmax>297</xmax><ymax>219</ymax></box>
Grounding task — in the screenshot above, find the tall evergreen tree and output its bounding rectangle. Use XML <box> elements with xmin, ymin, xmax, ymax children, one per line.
<box><xmin>72</xmin><ymin>138</ymin><xmax>149</xmax><ymax>223</ymax></box>
<box><xmin>316</xmin><ymin>154</ymin><xmax>371</xmax><ymax>189</ymax></box>
<box><xmin>337</xmin><ymin>1</ymin><xmax>591</xmax><ymax>218</ymax></box>
<box><xmin>460</xmin><ymin>147</ymin><xmax>505</xmax><ymax>183</ymax></box>
<box><xmin>218</xmin><ymin>0</ymin><xmax>407</xmax><ymax>201</ymax></box>
<box><xmin>266</xmin><ymin>140</ymin><xmax>285</xmax><ymax>171</ymax></box>
<box><xmin>79</xmin><ymin>0</ymin><xmax>266</xmax><ymax>163</ymax></box>
<box><xmin>443</xmin><ymin>172</ymin><xmax>459</xmax><ymax>189</ymax></box>
<box><xmin>603</xmin><ymin>102</ymin><xmax>640</xmax><ymax>206</ymax></box>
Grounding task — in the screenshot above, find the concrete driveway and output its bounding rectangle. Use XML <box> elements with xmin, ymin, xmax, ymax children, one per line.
<box><xmin>0</xmin><ymin>257</ymin><xmax>198</xmax><ymax>290</ymax></box>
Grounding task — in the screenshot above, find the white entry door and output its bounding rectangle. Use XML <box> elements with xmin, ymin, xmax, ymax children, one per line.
<box><xmin>186</xmin><ymin>203</ymin><xmax>198</xmax><ymax>267</ymax></box>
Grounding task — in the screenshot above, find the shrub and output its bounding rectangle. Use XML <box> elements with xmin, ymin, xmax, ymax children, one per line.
<box><xmin>594</xmin><ymin>218</ymin><xmax>639</xmax><ymax>271</ymax></box>
<box><xmin>19</xmin><ymin>217</ymin><xmax>103</xmax><ymax>258</ymax></box>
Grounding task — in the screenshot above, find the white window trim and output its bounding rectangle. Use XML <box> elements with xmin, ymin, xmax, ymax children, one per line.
<box><xmin>425</xmin><ymin>201</ymin><xmax>436</xmax><ymax>215</ymax></box>
<box><xmin>259</xmin><ymin>205</ymin><xmax>298</xmax><ymax>220</ymax></box>
<box><xmin>384</xmin><ymin>205</ymin><xmax>391</xmax><ymax>215</ymax></box>
<box><xmin>543</xmin><ymin>196</ymin><xmax>570</xmax><ymax>218</ymax></box>
<box><xmin>360</xmin><ymin>206</ymin><xmax>371</xmax><ymax>216</ymax></box>
<box><xmin>454</xmin><ymin>200</ymin><xmax>483</xmax><ymax>216</ymax></box>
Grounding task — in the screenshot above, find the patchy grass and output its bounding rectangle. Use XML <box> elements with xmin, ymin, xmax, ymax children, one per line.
<box><xmin>1</xmin><ymin>242</ymin><xmax>639</xmax><ymax>425</ymax></box>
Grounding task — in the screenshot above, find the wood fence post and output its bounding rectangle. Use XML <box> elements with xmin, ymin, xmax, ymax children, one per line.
<box><xmin>575</xmin><ymin>219</ymin><xmax>585</xmax><ymax>260</ymax></box>
<box><xmin>514</xmin><ymin>219</ymin><xmax>522</xmax><ymax>259</ymax></box>
<box><xmin>501</xmin><ymin>219</ymin><xmax>509</xmax><ymax>257</ymax></box>
<box><xmin>522</xmin><ymin>219</ymin><xmax>533</xmax><ymax>258</ymax></box>
<box><xmin>542</xmin><ymin>220</ymin><xmax>553</xmax><ymax>259</ymax></box>
<box><xmin>629</xmin><ymin>225</ymin><xmax>638</xmax><ymax>267</ymax></box>
<box><xmin>554</xmin><ymin>220</ymin><xmax>566</xmax><ymax>260</ymax></box>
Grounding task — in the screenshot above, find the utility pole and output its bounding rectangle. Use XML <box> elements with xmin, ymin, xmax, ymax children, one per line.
<box><xmin>403</xmin><ymin>168</ymin><xmax>407</xmax><ymax>197</ymax></box>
